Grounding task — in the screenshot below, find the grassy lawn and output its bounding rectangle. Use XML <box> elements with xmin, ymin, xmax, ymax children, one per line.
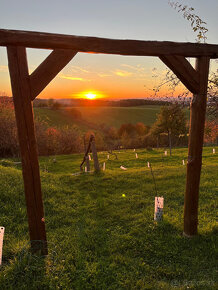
<box><xmin>0</xmin><ymin>147</ymin><xmax>217</xmax><ymax>289</ymax></box>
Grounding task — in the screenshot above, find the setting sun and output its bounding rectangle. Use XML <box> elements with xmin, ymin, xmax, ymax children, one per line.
<box><xmin>85</xmin><ymin>92</ymin><xmax>97</xmax><ymax>100</ymax></box>
<box><xmin>74</xmin><ymin>90</ymin><xmax>105</xmax><ymax>100</ymax></box>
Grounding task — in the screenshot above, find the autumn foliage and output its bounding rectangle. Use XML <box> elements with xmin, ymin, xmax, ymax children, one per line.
<box><xmin>0</xmin><ymin>97</ymin><xmax>82</xmax><ymax>157</ymax></box>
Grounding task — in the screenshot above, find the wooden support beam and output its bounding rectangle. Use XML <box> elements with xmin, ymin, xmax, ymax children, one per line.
<box><xmin>184</xmin><ymin>56</ymin><xmax>210</xmax><ymax>237</ymax></box>
<box><xmin>7</xmin><ymin>46</ymin><xmax>47</xmax><ymax>255</ymax></box>
<box><xmin>30</xmin><ymin>49</ymin><xmax>77</xmax><ymax>99</ymax></box>
<box><xmin>160</xmin><ymin>55</ymin><xmax>200</xmax><ymax>94</ymax></box>
<box><xmin>0</xmin><ymin>29</ymin><xmax>218</xmax><ymax>58</ymax></box>
<box><xmin>90</xmin><ymin>135</ymin><xmax>100</xmax><ymax>172</ymax></box>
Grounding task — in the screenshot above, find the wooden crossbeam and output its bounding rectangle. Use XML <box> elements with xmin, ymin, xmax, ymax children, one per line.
<box><xmin>0</xmin><ymin>29</ymin><xmax>218</xmax><ymax>58</ymax></box>
<box><xmin>159</xmin><ymin>55</ymin><xmax>200</xmax><ymax>94</ymax></box>
<box><xmin>30</xmin><ymin>49</ymin><xmax>77</xmax><ymax>99</ymax></box>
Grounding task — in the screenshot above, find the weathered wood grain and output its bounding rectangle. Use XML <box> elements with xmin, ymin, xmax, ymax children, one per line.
<box><xmin>7</xmin><ymin>46</ymin><xmax>47</xmax><ymax>254</ymax></box>
<box><xmin>90</xmin><ymin>135</ymin><xmax>100</xmax><ymax>172</ymax></box>
<box><xmin>159</xmin><ymin>55</ymin><xmax>200</xmax><ymax>94</ymax></box>
<box><xmin>184</xmin><ymin>56</ymin><xmax>210</xmax><ymax>236</ymax></box>
<box><xmin>0</xmin><ymin>29</ymin><xmax>218</xmax><ymax>58</ymax></box>
<box><xmin>30</xmin><ymin>49</ymin><xmax>77</xmax><ymax>99</ymax></box>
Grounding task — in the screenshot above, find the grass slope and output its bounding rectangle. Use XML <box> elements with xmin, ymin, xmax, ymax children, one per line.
<box><xmin>0</xmin><ymin>147</ymin><xmax>217</xmax><ymax>289</ymax></box>
<box><xmin>34</xmin><ymin>105</ymin><xmax>163</xmax><ymax>131</ymax></box>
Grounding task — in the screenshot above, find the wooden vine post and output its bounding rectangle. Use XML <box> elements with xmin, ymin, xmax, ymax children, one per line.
<box><xmin>184</xmin><ymin>57</ymin><xmax>210</xmax><ymax>236</ymax></box>
<box><xmin>90</xmin><ymin>135</ymin><xmax>100</xmax><ymax>172</ymax></box>
<box><xmin>83</xmin><ymin>136</ymin><xmax>90</xmax><ymax>171</ymax></box>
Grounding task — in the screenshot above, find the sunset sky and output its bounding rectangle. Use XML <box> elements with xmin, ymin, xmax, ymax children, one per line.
<box><xmin>0</xmin><ymin>0</ymin><xmax>217</xmax><ymax>100</ymax></box>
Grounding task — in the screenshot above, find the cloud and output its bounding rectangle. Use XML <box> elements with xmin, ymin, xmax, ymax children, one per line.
<box><xmin>113</xmin><ymin>70</ymin><xmax>133</xmax><ymax>77</ymax></box>
<box><xmin>0</xmin><ymin>65</ymin><xmax>8</xmax><ymax>72</ymax></box>
<box><xmin>70</xmin><ymin>66</ymin><xmax>89</xmax><ymax>73</ymax></box>
<box><xmin>59</xmin><ymin>74</ymin><xmax>90</xmax><ymax>82</ymax></box>
<box><xmin>121</xmin><ymin>64</ymin><xmax>146</xmax><ymax>73</ymax></box>
<box><xmin>97</xmin><ymin>73</ymin><xmax>112</xmax><ymax>78</ymax></box>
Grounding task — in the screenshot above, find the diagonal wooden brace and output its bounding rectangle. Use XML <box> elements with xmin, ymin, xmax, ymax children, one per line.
<box><xmin>30</xmin><ymin>49</ymin><xmax>77</xmax><ymax>99</ymax></box>
<box><xmin>159</xmin><ymin>55</ymin><xmax>200</xmax><ymax>94</ymax></box>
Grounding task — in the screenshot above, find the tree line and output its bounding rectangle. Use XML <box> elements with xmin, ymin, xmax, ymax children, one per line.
<box><xmin>0</xmin><ymin>97</ymin><xmax>216</xmax><ymax>158</ymax></box>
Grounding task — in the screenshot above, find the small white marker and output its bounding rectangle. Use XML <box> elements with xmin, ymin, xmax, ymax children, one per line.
<box><xmin>213</xmin><ymin>148</ymin><xmax>215</xmax><ymax>154</ymax></box>
<box><xmin>133</xmin><ymin>149</ymin><xmax>136</xmax><ymax>152</ymax></box>
<box><xmin>107</xmin><ymin>154</ymin><xmax>110</xmax><ymax>160</ymax></box>
<box><xmin>120</xmin><ymin>165</ymin><xmax>127</xmax><ymax>170</ymax></box>
<box><xmin>103</xmin><ymin>162</ymin><xmax>105</xmax><ymax>171</ymax></box>
<box><xmin>182</xmin><ymin>160</ymin><xmax>185</xmax><ymax>165</ymax></box>
<box><xmin>85</xmin><ymin>166</ymin><xmax>87</xmax><ymax>172</ymax></box>
<box><xmin>164</xmin><ymin>151</ymin><xmax>167</xmax><ymax>156</ymax></box>
<box><xmin>136</xmin><ymin>153</ymin><xmax>138</xmax><ymax>159</ymax></box>
<box><xmin>89</xmin><ymin>155</ymin><xmax>91</xmax><ymax>160</ymax></box>
<box><xmin>0</xmin><ymin>227</ymin><xmax>5</xmax><ymax>266</ymax></box>
<box><xmin>147</xmin><ymin>161</ymin><xmax>150</xmax><ymax>168</ymax></box>
<box><xmin>154</xmin><ymin>197</ymin><xmax>164</xmax><ymax>221</ymax></box>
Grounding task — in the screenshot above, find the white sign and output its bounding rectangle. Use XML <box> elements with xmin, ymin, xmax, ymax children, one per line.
<box><xmin>147</xmin><ymin>162</ymin><xmax>150</xmax><ymax>168</ymax></box>
<box><xmin>182</xmin><ymin>160</ymin><xmax>185</xmax><ymax>165</ymax></box>
<box><xmin>136</xmin><ymin>153</ymin><xmax>138</xmax><ymax>159</ymax></box>
<box><xmin>103</xmin><ymin>162</ymin><xmax>105</xmax><ymax>171</ymax></box>
<box><xmin>0</xmin><ymin>227</ymin><xmax>5</xmax><ymax>265</ymax></box>
<box><xmin>164</xmin><ymin>151</ymin><xmax>167</xmax><ymax>156</ymax></box>
<box><xmin>89</xmin><ymin>155</ymin><xmax>91</xmax><ymax>160</ymax></box>
<box><xmin>107</xmin><ymin>154</ymin><xmax>110</xmax><ymax>160</ymax></box>
<box><xmin>213</xmin><ymin>148</ymin><xmax>215</xmax><ymax>154</ymax></box>
<box><xmin>154</xmin><ymin>197</ymin><xmax>164</xmax><ymax>221</ymax></box>
<box><xmin>120</xmin><ymin>166</ymin><xmax>127</xmax><ymax>170</ymax></box>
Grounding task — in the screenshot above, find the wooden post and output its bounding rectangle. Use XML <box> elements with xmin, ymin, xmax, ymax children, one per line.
<box><xmin>83</xmin><ymin>136</ymin><xmax>90</xmax><ymax>171</ymax></box>
<box><xmin>7</xmin><ymin>46</ymin><xmax>47</xmax><ymax>255</ymax></box>
<box><xmin>184</xmin><ymin>56</ymin><xmax>210</xmax><ymax>237</ymax></box>
<box><xmin>90</xmin><ymin>135</ymin><xmax>100</xmax><ymax>172</ymax></box>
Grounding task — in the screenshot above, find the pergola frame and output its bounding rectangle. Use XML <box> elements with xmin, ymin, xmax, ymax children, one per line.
<box><xmin>1</xmin><ymin>29</ymin><xmax>218</xmax><ymax>255</ymax></box>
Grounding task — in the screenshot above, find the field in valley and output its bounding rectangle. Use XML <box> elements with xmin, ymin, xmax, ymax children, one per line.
<box><xmin>34</xmin><ymin>105</ymin><xmax>167</xmax><ymax>131</ymax></box>
<box><xmin>0</xmin><ymin>147</ymin><xmax>217</xmax><ymax>289</ymax></box>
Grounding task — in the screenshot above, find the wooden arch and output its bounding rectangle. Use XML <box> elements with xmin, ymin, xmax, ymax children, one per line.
<box><xmin>0</xmin><ymin>29</ymin><xmax>218</xmax><ymax>254</ymax></box>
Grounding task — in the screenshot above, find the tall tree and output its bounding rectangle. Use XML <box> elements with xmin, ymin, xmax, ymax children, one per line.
<box><xmin>151</xmin><ymin>104</ymin><xmax>187</xmax><ymax>155</ymax></box>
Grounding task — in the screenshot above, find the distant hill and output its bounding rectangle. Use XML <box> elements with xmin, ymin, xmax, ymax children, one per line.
<box><xmin>34</xmin><ymin>105</ymin><xmax>164</xmax><ymax>131</ymax></box>
<box><xmin>33</xmin><ymin>98</ymin><xmax>172</xmax><ymax>108</ymax></box>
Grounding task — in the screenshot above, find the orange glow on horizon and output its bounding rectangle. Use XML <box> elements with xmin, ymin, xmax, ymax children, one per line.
<box><xmin>73</xmin><ymin>90</ymin><xmax>105</xmax><ymax>100</ymax></box>
<box><xmin>84</xmin><ymin>92</ymin><xmax>97</xmax><ymax>100</ymax></box>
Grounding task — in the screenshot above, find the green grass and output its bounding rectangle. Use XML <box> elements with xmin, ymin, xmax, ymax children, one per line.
<box><xmin>34</xmin><ymin>105</ymin><xmax>164</xmax><ymax>130</ymax></box>
<box><xmin>0</xmin><ymin>147</ymin><xmax>217</xmax><ymax>289</ymax></box>
<box><xmin>72</xmin><ymin>105</ymin><xmax>162</xmax><ymax>128</ymax></box>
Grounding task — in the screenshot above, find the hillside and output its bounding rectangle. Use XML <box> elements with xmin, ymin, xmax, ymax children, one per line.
<box><xmin>34</xmin><ymin>105</ymin><xmax>190</xmax><ymax>133</ymax></box>
<box><xmin>0</xmin><ymin>147</ymin><xmax>217</xmax><ymax>289</ymax></box>
<box><xmin>34</xmin><ymin>105</ymin><xmax>162</xmax><ymax>131</ymax></box>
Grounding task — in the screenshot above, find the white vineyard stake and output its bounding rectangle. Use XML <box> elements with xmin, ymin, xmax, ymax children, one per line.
<box><xmin>213</xmin><ymin>148</ymin><xmax>215</xmax><ymax>154</ymax></box>
<box><xmin>103</xmin><ymin>162</ymin><xmax>105</xmax><ymax>171</ymax></box>
<box><xmin>136</xmin><ymin>153</ymin><xmax>138</xmax><ymax>159</ymax></box>
<box><xmin>89</xmin><ymin>154</ymin><xmax>91</xmax><ymax>160</ymax></box>
<box><xmin>85</xmin><ymin>166</ymin><xmax>87</xmax><ymax>172</ymax></box>
<box><xmin>107</xmin><ymin>154</ymin><xmax>110</xmax><ymax>160</ymax></box>
<box><xmin>133</xmin><ymin>149</ymin><xmax>135</xmax><ymax>152</ymax></box>
<box><xmin>154</xmin><ymin>197</ymin><xmax>164</xmax><ymax>221</ymax></box>
<box><xmin>164</xmin><ymin>151</ymin><xmax>167</xmax><ymax>156</ymax></box>
<box><xmin>182</xmin><ymin>160</ymin><xmax>185</xmax><ymax>165</ymax></box>
<box><xmin>120</xmin><ymin>165</ymin><xmax>127</xmax><ymax>170</ymax></box>
<box><xmin>0</xmin><ymin>227</ymin><xmax>5</xmax><ymax>266</ymax></box>
<box><xmin>147</xmin><ymin>161</ymin><xmax>150</xmax><ymax>168</ymax></box>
